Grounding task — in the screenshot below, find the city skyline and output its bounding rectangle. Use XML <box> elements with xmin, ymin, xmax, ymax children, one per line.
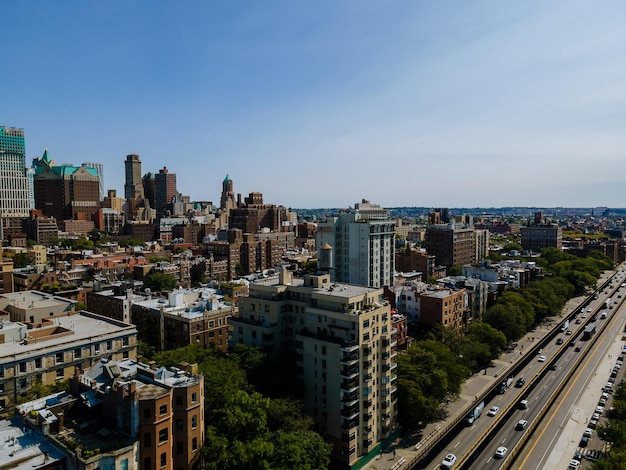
<box><xmin>4</xmin><ymin>1</ymin><xmax>626</xmax><ymax>208</ymax></box>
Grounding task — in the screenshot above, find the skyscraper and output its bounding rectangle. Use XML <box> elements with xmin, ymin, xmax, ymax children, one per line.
<box><xmin>155</xmin><ymin>167</ymin><xmax>177</xmax><ymax>218</ymax></box>
<box><xmin>124</xmin><ymin>154</ymin><xmax>144</xmax><ymax>199</ymax></box>
<box><xmin>0</xmin><ymin>126</ymin><xmax>31</xmax><ymax>218</ymax></box>
<box><xmin>34</xmin><ymin>150</ymin><xmax>101</xmax><ymax>221</ymax></box>
<box><xmin>316</xmin><ymin>200</ymin><xmax>396</xmax><ymax>288</ymax></box>
<box><xmin>220</xmin><ymin>174</ymin><xmax>235</xmax><ymax>211</ymax></box>
<box><xmin>84</xmin><ymin>161</ymin><xmax>104</xmax><ymax>200</ymax></box>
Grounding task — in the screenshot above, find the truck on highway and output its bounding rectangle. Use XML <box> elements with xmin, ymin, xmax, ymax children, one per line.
<box><xmin>582</xmin><ymin>324</ymin><xmax>597</xmax><ymax>340</ymax></box>
<box><xmin>464</xmin><ymin>400</ymin><xmax>485</xmax><ymax>425</ymax></box>
<box><xmin>561</xmin><ymin>319</ymin><xmax>569</xmax><ymax>332</ymax></box>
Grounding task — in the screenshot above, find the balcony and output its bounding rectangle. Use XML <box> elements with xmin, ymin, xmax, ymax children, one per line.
<box><xmin>363</xmin><ymin>373</ymin><xmax>373</xmax><ymax>383</ymax></box>
<box><xmin>340</xmin><ymin>341</ymin><xmax>360</xmax><ymax>353</ymax></box>
<box><xmin>365</xmin><ymin>425</ymin><xmax>373</xmax><ymax>434</ymax></box>
<box><xmin>342</xmin><ymin>391</ymin><xmax>359</xmax><ymax>406</ymax></box>
<box><xmin>390</xmin><ymin>361</ymin><xmax>398</xmax><ymax>371</ymax></box>
<box><xmin>363</xmin><ymin>412</ymin><xmax>373</xmax><ymax>421</ymax></box>
<box><xmin>340</xmin><ymin>380</ymin><xmax>359</xmax><ymax>394</ymax></box>
<box><xmin>341</xmin><ymin>405</ymin><xmax>359</xmax><ymax>421</ymax></box>
<box><xmin>390</xmin><ymin>348</ymin><xmax>397</xmax><ymax>358</ymax></box>
<box><xmin>340</xmin><ymin>365</ymin><xmax>359</xmax><ymax>379</ymax></box>
<box><xmin>342</xmin><ymin>419</ymin><xmax>359</xmax><ymax>430</ymax></box>
<box><xmin>391</xmin><ymin>385</ymin><xmax>398</xmax><ymax>394</ymax></box>
<box><xmin>363</xmin><ymin>399</ymin><xmax>373</xmax><ymax>408</ymax></box>
<box><xmin>340</xmin><ymin>351</ymin><xmax>359</xmax><ymax>366</ymax></box>
<box><xmin>363</xmin><ymin>360</ymin><xmax>373</xmax><ymax>369</ymax></box>
<box><xmin>390</xmin><ymin>373</ymin><xmax>398</xmax><ymax>383</ymax></box>
<box><xmin>362</xmin><ymin>346</ymin><xmax>372</xmax><ymax>356</ymax></box>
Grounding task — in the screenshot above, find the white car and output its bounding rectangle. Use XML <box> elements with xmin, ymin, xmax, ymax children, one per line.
<box><xmin>596</xmin><ymin>406</ymin><xmax>604</xmax><ymax>415</ymax></box>
<box><xmin>494</xmin><ymin>446</ymin><xmax>507</xmax><ymax>458</ymax></box>
<box><xmin>569</xmin><ymin>460</ymin><xmax>580</xmax><ymax>469</ymax></box>
<box><xmin>583</xmin><ymin>428</ymin><xmax>593</xmax><ymax>437</ymax></box>
<box><xmin>441</xmin><ymin>453</ymin><xmax>457</xmax><ymax>468</ymax></box>
<box><xmin>592</xmin><ymin>412</ymin><xmax>600</xmax><ymax>420</ymax></box>
<box><xmin>538</xmin><ymin>355</ymin><xmax>547</xmax><ymax>362</ymax></box>
<box><xmin>487</xmin><ymin>406</ymin><xmax>500</xmax><ymax>416</ymax></box>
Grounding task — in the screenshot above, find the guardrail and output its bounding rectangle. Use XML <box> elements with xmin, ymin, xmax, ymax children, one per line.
<box><xmin>492</xmin><ymin>289</ymin><xmax>626</xmax><ymax>468</ymax></box>
<box><xmin>397</xmin><ymin>269</ymin><xmax>623</xmax><ymax>470</ymax></box>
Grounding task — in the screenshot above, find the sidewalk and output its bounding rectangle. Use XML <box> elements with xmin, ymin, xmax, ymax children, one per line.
<box><xmin>365</xmin><ymin>294</ymin><xmax>587</xmax><ymax>470</ymax></box>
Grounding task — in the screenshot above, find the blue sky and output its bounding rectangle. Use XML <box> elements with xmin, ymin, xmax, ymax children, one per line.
<box><xmin>4</xmin><ymin>1</ymin><xmax>626</xmax><ymax>208</ymax></box>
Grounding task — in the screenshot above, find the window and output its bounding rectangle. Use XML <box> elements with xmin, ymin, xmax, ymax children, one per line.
<box><xmin>159</xmin><ymin>404</ymin><xmax>167</xmax><ymax>416</ymax></box>
<box><xmin>144</xmin><ymin>432</ymin><xmax>151</xmax><ymax>447</ymax></box>
<box><xmin>158</xmin><ymin>428</ymin><xmax>168</xmax><ymax>444</ymax></box>
<box><xmin>176</xmin><ymin>419</ymin><xmax>183</xmax><ymax>432</ymax></box>
<box><xmin>191</xmin><ymin>415</ymin><xmax>197</xmax><ymax>429</ymax></box>
<box><xmin>56</xmin><ymin>369</ymin><xmax>64</xmax><ymax>379</ymax></box>
<box><xmin>35</xmin><ymin>358</ymin><xmax>42</xmax><ymax>369</ymax></box>
<box><xmin>19</xmin><ymin>362</ymin><xmax>26</xmax><ymax>373</ymax></box>
<box><xmin>123</xmin><ymin>351</ymin><xmax>129</xmax><ymax>359</ymax></box>
<box><xmin>192</xmin><ymin>437</ymin><xmax>198</xmax><ymax>452</ymax></box>
<box><xmin>56</xmin><ymin>352</ymin><xmax>64</xmax><ymax>364</ymax></box>
<box><xmin>191</xmin><ymin>392</ymin><xmax>197</xmax><ymax>403</ymax></box>
<box><xmin>74</xmin><ymin>348</ymin><xmax>82</xmax><ymax>359</ymax></box>
<box><xmin>160</xmin><ymin>452</ymin><xmax>166</xmax><ymax>468</ymax></box>
<box><xmin>106</xmin><ymin>340</ymin><xmax>113</xmax><ymax>350</ymax></box>
<box><xmin>122</xmin><ymin>337</ymin><xmax>129</xmax><ymax>346</ymax></box>
<box><xmin>0</xmin><ymin>367</ymin><xmax>3</xmax><ymax>378</ymax></box>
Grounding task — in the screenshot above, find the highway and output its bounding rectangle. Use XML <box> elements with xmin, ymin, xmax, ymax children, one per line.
<box><xmin>462</xmin><ymin>270</ymin><xmax>626</xmax><ymax>469</ymax></box>
<box><xmin>420</xmin><ymin>268</ymin><xmax>626</xmax><ymax>470</ymax></box>
<box><xmin>515</xmin><ymin>279</ymin><xmax>626</xmax><ymax>469</ymax></box>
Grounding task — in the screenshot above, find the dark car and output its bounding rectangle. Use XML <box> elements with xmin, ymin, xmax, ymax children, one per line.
<box><xmin>550</xmin><ymin>363</ymin><xmax>558</xmax><ymax>370</ymax></box>
<box><xmin>556</xmin><ymin>338</ymin><xmax>564</xmax><ymax>345</ymax></box>
<box><xmin>515</xmin><ymin>378</ymin><xmax>525</xmax><ymax>388</ymax></box>
<box><xmin>579</xmin><ymin>436</ymin><xmax>589</xmax><ymax>448</ymax></box>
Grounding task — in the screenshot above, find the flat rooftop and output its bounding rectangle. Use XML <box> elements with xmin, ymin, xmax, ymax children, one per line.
<box><xmin>0</xmin><ymin>311</ymin><xmax>135</xmax><ymax>360</ymax></box>
<box><xmin>0</xmin><ymin>418</ymin><xmax>65</xmax><ymax>469</ymax></box>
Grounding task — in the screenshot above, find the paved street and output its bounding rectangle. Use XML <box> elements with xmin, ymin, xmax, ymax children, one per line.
<box><xmin>364</xmin><ymin>294</ymin><xmax>589</xmax><ymax>470</ymax></box>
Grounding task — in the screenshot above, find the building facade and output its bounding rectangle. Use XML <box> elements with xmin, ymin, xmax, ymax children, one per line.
<box><xmin>0</xmin><ymin>309</ymin><xmax>137</xmax><ymax>413</ymax></box>
<box><xmin>230</xmin><ymin>271</ymin><xmax>399</xmax><ymax>468</ymax></box>
<box><xmin>34</xmin><ymin>151</ymin><xmax>101</xmax><ymax>222</ymax></box>
<box><xmin>155</xmin><ymin>167</ymin><xmax>177</xmax><ymax>218</ymax></box>
<box><xmin>0</xmin><ymin>127</ymin><xmax>32</xmax><ymax>240</ymax></box>
<box><xmin>316</xmin><ymin>200</ymin><xmax>396</xmax><ymax>288</ymax></box>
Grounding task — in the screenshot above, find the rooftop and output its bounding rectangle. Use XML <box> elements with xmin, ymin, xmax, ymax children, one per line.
<box><xmin>0</xmin><ymin>311</ymin><xmax>135</xmax><ymax>360</ymax></box>
<box><xmin>0</xmin><ymin>418</ymin><xmax>65</xmax><ymax>469</ymax></box>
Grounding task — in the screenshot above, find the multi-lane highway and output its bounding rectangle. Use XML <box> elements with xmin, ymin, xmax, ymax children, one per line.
<box><xmin>420</xmin><ymin>267</ymin><xmax>626</xmax><ymax>470</ymax></box>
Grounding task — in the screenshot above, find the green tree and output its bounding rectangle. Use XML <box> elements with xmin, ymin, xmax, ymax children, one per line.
<box><xmin>18</xmin><ymin>378</ymin><xmax>69</xmax><ymax>403</ymax></box>
<box><xmin>448</xmin><ymin>265</ymin><xmax>462</xmax><ymax>276</ymax></box>
<box><xmin>143</xmin><ymin>272</ymin><xmax>178</xmax><ymax>292</ymax></box>
<box><xmin>12</xmin><ymin>252</ymin><xmax>33</xmax><ymax>268</ymax></box>
<box><xmin>466</xmin><ymin>322</ymin><xmax>508</xmax><ymax>358</ymax></box>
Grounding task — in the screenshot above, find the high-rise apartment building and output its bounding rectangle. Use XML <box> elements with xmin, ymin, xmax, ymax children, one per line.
<box><xmin>316</xmin><ymin>200</ymin><xmax>396</xmax><ymax>288</ymax></box>
<box><xmin>230</xmin><ymin>271</ymin><xmax>399</xmax><ymax>468</ymax></box>
<box><xmin>125</xmin><ymin>154</ymin><xmax>144</xmax><ymax>199</ymax></box>
<box><xmin>155</xmin><ymin>167</ymin><xmax>177</xmax><ymax>218</ymax></box>
<box><xmin>33</xmin><ymin>150</ymin><xmax>100</xmax><ymax>221</ymax></box>
<box><xmin>425</xmin><ymin>211</ymin><xmax>476</xmax><ymax>269</ymax></box>
<box><xmin>0</xmin><ymin>127</ymin><xmax>32</xmax><ymax>240</ymax></box>
<box><xmin>220</xmin><ymin>174</ymin><xmax>235</xmax><ymax>212</ymax></box>
<box><xmin>84</xmin><ymin>161</ymin><xmax>105</xmax><ymax>200</ymax></box>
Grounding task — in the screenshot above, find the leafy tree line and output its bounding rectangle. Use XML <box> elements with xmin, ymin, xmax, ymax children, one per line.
<box><xmin>152</xmin><ymin>344</ymin><xmax>332</xmax><ymax>470</ymax></box>
<box><xmin>397</xmin><ymin>248</ymin><xmax>614</xmax><ymax>429</ymax></box>
<box><xmin>593</xmin><ymin>381</ymin><xmax>626</xmax><ymax>469</ymax></box>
